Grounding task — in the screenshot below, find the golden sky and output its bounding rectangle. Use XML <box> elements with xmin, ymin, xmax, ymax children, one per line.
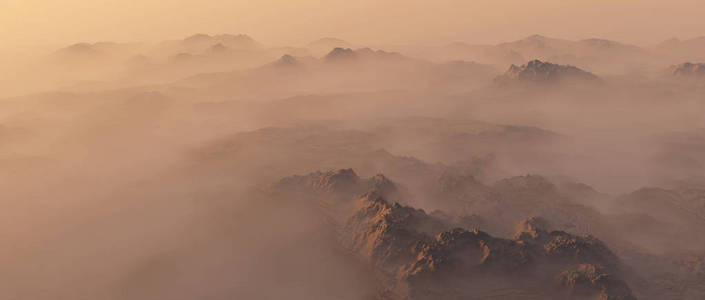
<box><xmin>1</xmin><ymin>0</ymin><xmax>704</xmax><ymax>48</ymax></box>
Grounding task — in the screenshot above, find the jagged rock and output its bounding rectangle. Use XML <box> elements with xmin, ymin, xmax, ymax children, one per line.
<box><xmin>325</xmin><ymin>48</ymin><xmax>359</xmax><ymax>61</ymax></box>
<box><xmin>405</xmin><ymin>228</ymin><xmax>531</xmax><ymax>279</ymax></box>
<box><xmin>341</xmin><ymin>191</ymin><xmax>444</xmax><ymax>271</ymax></box>
<box><xmin>515</xmin><ymin>216</ymin><xmax>553</xmax><ymax>238</ymax></box>
<box><xmin>559</xmin><ymin>264</ymin><xmax>636</xmax><ymax>300</ymax></box>
<box><xmin>275</xmin><ymin>54</ymin><xmax>298</xmax><ymax>66</ymax></box>
<box><xmin>324</xmin><ymin>47</ymin><xmax>405</xmax><ymax>63</ymax></box>
<box><xmin>276</xmin><ymin>169</ymin><xmax>637</xmax><ymax>300</ymax></box>
<box><xmin>494</xmin><ymin>59</ymin><xmax>600</xmax><ymax>86</ymax></box>
<box><xmin>182</xmin><ymin>33</ymin><xmax>258</xmax><ymax>49</ymax></box>
<box><xmin>668</xmin><ymin>62</ymin><xmax>705</xmax><ymax>78</ymax></box>
<box><xmin>272</xmin><ymin>169</ymin><xmax>402</xmax><ymax>206</ymax></box>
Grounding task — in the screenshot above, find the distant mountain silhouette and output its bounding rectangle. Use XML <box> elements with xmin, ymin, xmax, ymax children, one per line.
<box><xmin>494</xmin><ymin>60</ymin><xmax>600</xmax><ymax>86</ymax></box>
<box><xmin>668</xmin><ymin>62</ymin><xmax>705</xmax><ymax>78</ymax></box>
<box><xmin>654</xmin><ymin>36</ymin><xmax>705</xmax><ymax>61</ymax></box>
<box><xmin>182</xmin><ymin>33</ymin><xmax>258</xmax><ymax>50</ymax></box>
<box><xmin>324</xmin><ymin>47</ymin><xmax>405</xmax><ymax>63</ymax></box>
<box><xmin>308</xmin><ymin>37</ymin><xmax>353</xmax><ymax>51</ymax></box>
<box><xmin>497</xmin><ymin>35</ymin><xmax>645</xmax><ymax>60</ymax></box>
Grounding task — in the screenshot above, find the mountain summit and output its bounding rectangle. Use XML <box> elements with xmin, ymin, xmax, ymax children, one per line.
<box><xmin>273</xmin><ymin>169</ymin><xmax>637</xmax><ymax>300</ymax></box>
<box><xmin>494</xmin><ymin>60</ymin><xmax>600</xmax><ymax>86</ymax></box>
<box><xmin>668</xmin><ymin>62</ymin><xmax>705</xmax><ymax>78</ymax></box>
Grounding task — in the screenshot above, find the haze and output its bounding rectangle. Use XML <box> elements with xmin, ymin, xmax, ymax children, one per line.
<box><xmin>1</xmin><ymin>2</ymin><xmax>705</xmax><ymax>300</ymax></box>
<box><xmin>2</xmin><ymin>0</ymin><xmax>705</xmax><ymax>48</ymax></box>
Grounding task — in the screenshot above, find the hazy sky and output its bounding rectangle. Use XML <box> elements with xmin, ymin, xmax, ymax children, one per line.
<box><xmin>1</xmin><ymin>0</ymin><xmax>704</xmax><ymax>48</ymax></box>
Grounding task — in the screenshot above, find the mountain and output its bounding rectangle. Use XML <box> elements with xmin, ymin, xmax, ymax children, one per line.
<box><xmin>494</xmin><ymin>60</ymin><xmax>601</xmax><ymax>86</ymax></box>
<box><xmin>181</xmin><ymin>33</ymin><xmax>259</xmax><ymax>51</ymax></box>
<box><xmin>614</xmin><ymin>187</ymin><xmax>705</xmax><ymax>225</ymax></box>
<box><xmin>55</xmin><ymin>43</ymin><xmax>104</xmax><ymax>58</ymax></box>
<box><xmin>269</xmin><ymin>54</ymin><xmax>302</xmax><ymax>68</ymax></box>
<box><xmin>421</xmin><ymin>171</ymin><xmax>609</xmax><ymax>239</ymax></box>
<box><xmin>497</xmin><ymin>35</ymin><xmax>646</xmax><ymax>61</ymax></box>
<box><xmin>654</xmin><ymin>37</ymin><xmax>705</xmax><ymax>61</ymax></box>
<box><xmin>269</xmin><ymin>167</ymin><xmax>705</xmax><ymax>299</ymax></box>
<box><xmin>496</xmin><ymin>35</ymin><xmax>576</xmax><ymax>59</ymax></box>
<box><xmin>272</xmin><ymin>169</ymin><xmax>637</xmax><ymax>300</ymax></box>
<box><xmin>146</xmin><ymin>33</ymin><xmax>266</xmax><ymax>64</ymax></box>
<box><xmin>668</xmin><ymin>62</ymin><xmax>705</xmax><ymax>78</ymax></box>
<box><xmin>194</xmin><ymin>119</ymin><xmax>555</xmax><ymax>178</ymax></box>
<box><xmin>323</xmin><ymin>47</ymin><xmax>358</xmax><ymax>61</ymax></box>
<box><xmin>323</xmin><ymin>47</ymin><xmax>406</xmax><ymax>63</ymax></box>
<box><xmin>608</xmin><ymin>187</ymin><xmax>705</xmax><ymax>252</ymax></box>
<box><xmin>423</xmin><ymin>35</ymin><xmax>650</xmax><ymax>74</ymax></box>
<box><xmin>181</xmin><ymin>48</ymin><xmax>498</xmax><ymax>96</ymax></box>
<box><xmin>307</xmin><ymin>37</ymin><xmax>353</xmax><ymax>56</ymax></box>
<box><xmin>53</xmin><ymin>41</ymin><xmax>141</xmax><ymax>63</ymax></box>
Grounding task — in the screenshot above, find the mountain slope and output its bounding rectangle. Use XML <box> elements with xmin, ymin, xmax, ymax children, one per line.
<box><xmin>273</xmin><ymin>169</ymin><xmax>637</xmax><ymax>300</ymax></box>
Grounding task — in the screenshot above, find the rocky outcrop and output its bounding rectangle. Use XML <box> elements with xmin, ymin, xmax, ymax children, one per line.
<box><xmin>344</xmin><ymin>191</ymin><xmax>634</xmax><ymax>299</ymax></box>
<box><xmin>272</xmin><ymin>168</ymin><xmax>401</xmax><ymax>205</ymax></box>
<box><xmin>275</xmin><ymin>169</ymin><xmax>637</xmax><ymax>300</ymax></box>
<box><xmin>494</xmin><ymin>60</ymin><xmax>600</xmax><ymax>86</ymax></box>
<box><xmin>668</xmin><ymin>62</ymin><xmax>705</xmax><ymax>78</ymax></box>
<box><xmin>182</xmin><ymin>33</ymin><xmax>258</xmax><ymax>49</ymax></box>
<box><xmin>324</xmin><ymin>47</ymin><xmax>406</xmax><ymax>63</ymax></box>
<box><xmin>325</xmin><ymin>47</ymin><xmax>359</xmax><ymax>61</ymax></box>
<box><xmin>341</xmin><ymin>191</ymin><xmax>446</xmax><ymax>272</ymax></box>
<box><xmin>559</xmin><ymin>264</ymin><xmax>636</xmax><ymax>300</ymax></box>
<box><xmin>274</xmin><ymin>54</ymin><xmax>298</xmax><ymax>66</ymax></box>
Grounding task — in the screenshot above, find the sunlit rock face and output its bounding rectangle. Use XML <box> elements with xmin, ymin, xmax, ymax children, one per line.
<box><xmin>276</xmin><ymin>169</ymin><xmax>637</xmax><ymax>300</ymax></box>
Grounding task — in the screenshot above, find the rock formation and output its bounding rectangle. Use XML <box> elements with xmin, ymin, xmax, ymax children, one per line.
<box><xmin>494</xmin><ymin>60</ymin><xmax>600</xmax><ymax>86</ymax></box>
<box><xmin>273</xmin><ymin>169</ymin><xmax>637</xmax><ymax>300</ymax></box>
<box><xmin>669</xmin><ymin>62</ymin><xmax>705</xmax><ymax>78</ymax></box>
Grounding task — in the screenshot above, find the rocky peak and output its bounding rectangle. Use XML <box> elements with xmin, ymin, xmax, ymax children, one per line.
<box><xmin>669</xmin><ymin>62</ymin><xmax>705</xmax><ymax>77</ymax></box>
<box><xmin>183</xmin><ymin>33</ymin><xmax>211</xmax><ymax>44</ymax></box>
<box><xmin>271</xmin><ymin>169</ymin><xmax>402</xmax><ymax>206</ymax></box>
<box><xmin>494</xmin><ymin>59</ymin><xmax>600</xmax><ymax>86</ymax></box>
<box><xmin>559</xmin><ymin>264</ymin><xmax>636</xmax><ymax>300</ymax></box>
<box><xmin>514</xmin><ymin>216</ymin><xmax>553</xmax><ymax>238</ymax></box>
<box><xmin>183</xmin><ymin>33</ymin><xmax>257</xmax><ymax>49</ymax></box>
<box><xmin>324</xmin><ymin>47</ymin><xmax>358</xmax><ymax>61</ymax></box>
<box><xmin>272</xmin><ymin>170</ymin><xmax>636</xmax><ymax>299</ymax></box>
<box><xmin>272</xmin><ymin>168</ymin><xmax>360</xmax><ymax>200</ymax></box>
<box><xmin>324</xmin><ymin>47</ymin><xmax>405</xmax><ymax>63</ymax></box>
<box><xmin>308</xmin><ymin>37</ymin><xmax>352</xmax><ymax>49</ymax></box>
<box><xmin>276</xmin><ymin>54</ymin><xmax>298</xmax><ymax>66</ymax></box>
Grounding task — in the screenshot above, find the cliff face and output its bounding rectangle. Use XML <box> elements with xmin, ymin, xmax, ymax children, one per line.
<box><xmin>274</xmin><ymin>169</ymin><xmax>637</xmax><ymax>300</ymax></box>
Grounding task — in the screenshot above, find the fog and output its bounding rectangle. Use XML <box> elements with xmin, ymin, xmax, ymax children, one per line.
<box><xmin>1</xmin><ymin>3</ymin><xmax>705</xmax><ymax>300</ymax></box>
<box><xmin>4</xmin><ymin>0</ymin><xmax>705</xmax><ymax>47</ymax></box>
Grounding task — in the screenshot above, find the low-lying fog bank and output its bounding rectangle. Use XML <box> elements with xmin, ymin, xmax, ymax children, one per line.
<box><xmin>0</xmin><ymin>33</ymin><xmax>704</xmax><ymax>300</ymax></box>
